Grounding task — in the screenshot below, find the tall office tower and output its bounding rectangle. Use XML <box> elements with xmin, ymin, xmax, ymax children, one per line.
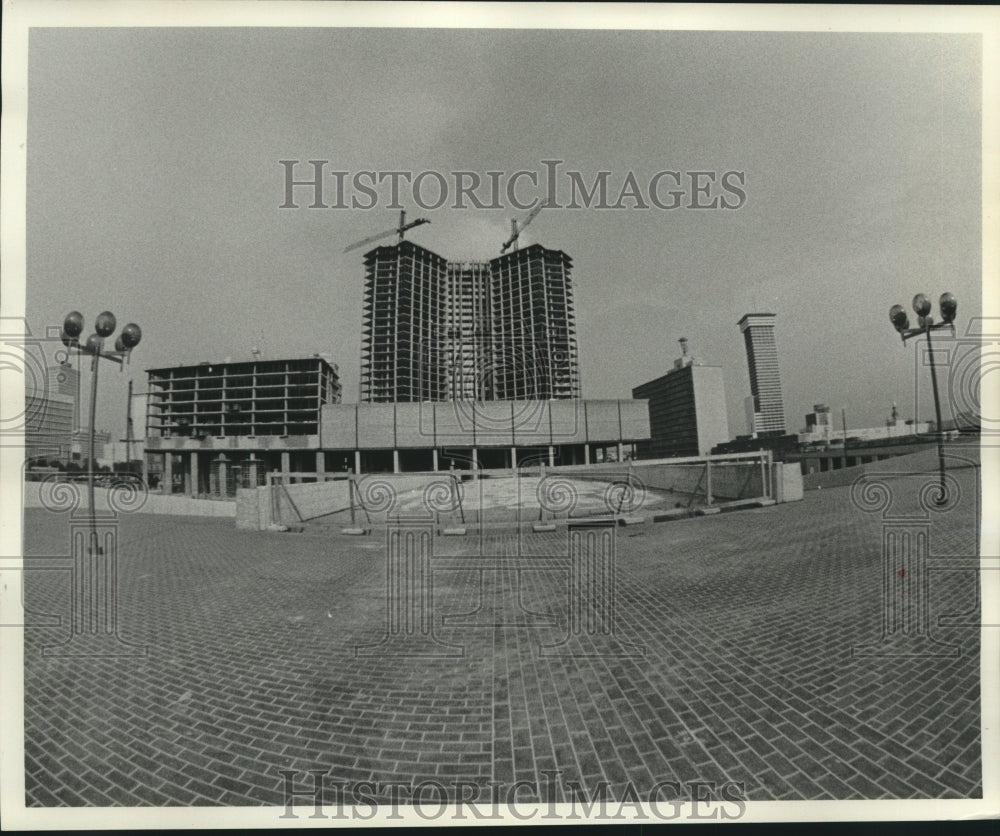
<box><xmin>47</xmin><ymin>362</ymin><xmax>80</xmax><ymax>429</ymax></box>
<box><xmin>360</xmin><ymin>241</ymin><xmax>580</xmax><ymax>402</ymax></box>
<box><xmin>488</xmin><ymin>245</ymin><xmax>580</xmax><ymax>400</ymax></box>
<box><xmin>738</xmin><ymin>313</ymin><xmax>786</xmax><ymax>435</ymax></box>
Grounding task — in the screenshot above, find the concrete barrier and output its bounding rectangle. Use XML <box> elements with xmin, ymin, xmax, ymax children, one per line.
<box><xmin>562</xmin><ymin>458</ymin><xmax>803</xmax><ymax>505</ymax></box>
<box><xmin>236</xmin><ymin>487</ymin><xmax>272</xmax><ymax>529</ymax></box>
<box><xmin>235</xmin><ymin>457</ymin><xmax>809</xmax><ymax>531</ymax></box>
<box><xmin>563</xmin><ymin>461</ymin><xmax>766</xmax><ymax>502</ymax></box>
<box><xmin>773</xmin><ymin>463</ymin><xmax>804</xmax><ymax>503</ymax></box>
<box><xmin>802</xmin><ymin>442</ymin><xmax>980</xmax><ymax>491</ymax></box>
<box><xmin>23</xmin><ymin>481</ymin><xmax>236</xmax><ymax>517</ymax></box>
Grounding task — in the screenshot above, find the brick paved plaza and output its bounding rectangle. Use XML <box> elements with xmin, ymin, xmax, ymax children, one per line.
<box><xmin>22</xmin><ymin>459</ymin><xmax>983</xmax><ymax>807</ymax></box>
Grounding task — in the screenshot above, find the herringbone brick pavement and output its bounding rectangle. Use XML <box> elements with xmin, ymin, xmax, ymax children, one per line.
<box><xmin>22</xmin><ymin>465</ymin><xmax>982</xmax><ymax>806</ymax></box>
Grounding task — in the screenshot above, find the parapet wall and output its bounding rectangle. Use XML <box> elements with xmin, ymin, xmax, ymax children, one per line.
<box><xmin>802</xmin><ymin>442</ymin><xmax>980</xmax><ymax>491</ymax></box>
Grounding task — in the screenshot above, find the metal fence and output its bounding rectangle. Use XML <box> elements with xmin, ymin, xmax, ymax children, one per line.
<box><xmin>208</xmin><ymin>458</ymin><xmax>269</xmax><ymax>499</ymax></box>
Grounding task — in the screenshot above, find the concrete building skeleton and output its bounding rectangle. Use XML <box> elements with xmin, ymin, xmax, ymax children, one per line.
<box><xmin>361</xmin><ymin>240</ymin><xmax>580</xmax><ymax>403</ymax></box>
<box><xmin>145</xmin><ymin>356</ymin><xmax>343</xmax><ymax>496</ymax></box>
<box><xmin>143</xmin><ymin>241</ymin><xmax>647</xmax><ymax>496</ymax></box>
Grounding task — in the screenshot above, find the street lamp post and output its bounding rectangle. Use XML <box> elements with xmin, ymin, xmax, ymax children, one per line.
<box><xmin>889</xmin><ymin>292</ymin><xmax>956</xmax><ymax>504</ymax></box>
<box><xmin>43</xmin><ymin>310</ymin><xmax>144</xmax><ymax>657</ymax></box>
<box><xmin>61</xmin><ymin>311</ymin><xmax>142</xmax><ymax>554</ymax></box>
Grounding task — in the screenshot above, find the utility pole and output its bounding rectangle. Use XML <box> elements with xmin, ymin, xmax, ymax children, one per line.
<box><xmin>125</xmin><ymin>378</ymin><xmax>135</xmax><ymax>464</ymax></box>
<box><xmin>841</xmin><ymin>407</ymin><xmax>848</xmax><ymax>465</ymax></box>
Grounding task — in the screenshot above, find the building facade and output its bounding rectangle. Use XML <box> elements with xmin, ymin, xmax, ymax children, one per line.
<box><xmin>48</xmin><ymin>361</ymin><xmax>80</xmax><ymax>426</ymax></box>
<box><xmin>361</xmin><ymin>241</ymin><xmax>448</xmax><ymax>403</ymax></box>
<box><xmin>145</xmin><ymin>356</ymin><xmax>342</xmax><ymax>496</ymax></box>
<box><xmin>360</xmin><ymin>241</ymin><xmax>580</xmax><ymax>403</ymax></box>
<box><xmin>24</xmin><ymin>363</ymin><xmax>83</xmax><ymax>462</ymax></box>
<box><xmin>144</xmin><ymin>356</ymin><xmax>647</xmax><ymax>495</ymax></box>
<box><xmin>321</xmin><ymin>398</ymin><xmax>648</xmax><ymax>473</ymax></box>
<box><xmin>632</xmin><ymin>338</ymin><xmax>729</xmax><ymax>458</ymax></box>
<box><xmin>443</xmin><ymin>261</ymin><xmax>493</xmax><ymax>401</ymax></box>
<box><xmin>489</xmin><ymin>245</ymin><xmax>579</xmax><ymax>400</ymax></box>
<box><xmin>804</xmin><ymin>403</ymin><xmax>833</xmax><ymax>441</ymax></box>
<box><xmin>738</xmin><ymin>313</ymin><xmax>786</xmax><ymax>435</ymax></box>
<box><xmin>25</xmin><ymin>393</ymin><xmax>75</xmax><ymax>461</ymax></box>
<box><xmin>73</xmin><ymin>428</ymin><xmax>111</xmax><ymax>463</ymax></box>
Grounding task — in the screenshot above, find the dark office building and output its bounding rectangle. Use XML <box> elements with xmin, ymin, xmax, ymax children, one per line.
<box><xmin>632</xmin><ymin>338</ymin><xmax>729</xmax><ymax>458</ymax></box>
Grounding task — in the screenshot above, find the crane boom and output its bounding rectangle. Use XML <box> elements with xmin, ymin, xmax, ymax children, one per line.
<box><xmin>343</xmin><ymin>210</ymin><xmax>431</xmax><ymax>253</ymax></box>
<box><xmin>501</xmin><ymin>201</ymin><xmax>547</xmax><ymax>253</ymax></box>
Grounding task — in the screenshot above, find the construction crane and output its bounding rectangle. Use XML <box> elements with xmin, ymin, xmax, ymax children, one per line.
<box><xmin>501</xmin><ymin>201</ymin><xmax>547</xmax><ymax>253</ymax></box>
<box><xmin>119</xmin><ymin>378</ymin><xmax>136</xmax><ymax>467</ymax></box>
<box><xmin>343</xmin><ymin>210</ymin><xmax>430</xmax><ymax>254</ymax></box>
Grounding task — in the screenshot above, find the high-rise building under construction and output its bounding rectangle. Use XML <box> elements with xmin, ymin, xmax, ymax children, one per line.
<box><xmin>360</xmin><ymin>240</ymin><xmax>580</xmax><ymax>403</ymax></box>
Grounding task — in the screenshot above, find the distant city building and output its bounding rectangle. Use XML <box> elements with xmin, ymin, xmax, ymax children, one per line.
<box><xmin>632</xmin><ymin>338</ymin><xmax>729</xmax><ymax>458</ymax></box>
<box><xmin>804</xmin><ymin>403</ymin><xmax>833</xmax><ymax>442</ymax></box>
<box><xmin>360</xmin><ymin>241</ymin><xmax>580</xmax><ymax>403</ymax></box>
<box><xmin>47</xmin><ymin>361</ymin><xmax>80</xmax><ymax>400</ymax></box>
<box><xmin>25</xmin><ymin>362</ymin><xmax>121</xmax><ymax>464</ymax></box>
<box><xmin>738</xmin><ymin>313</ymin><xmax>785</xmax><ymax>435</ymax></box>
<box><xmin>73</xmin><ymin>428</ymin><xmax>111</xmax><ymax>462</ymax></box>
<box><xmin>798</xmin><ymin>418</ymin><xmax>931</xmax><ymax>446</ymax></box>
<box><xmin>25</xmin><ymin>393</ymin><xmax>75</xmax><ymax>461</ymax></box>
<box><xmin>712</xmin><ymin>432</ymin><xmax>801</xmax><ymax>459</ymax></box>
<box><xmin>743</xmin><ymin>395</ymin><xmax>758</xmax><ymax>437</ymax></box>
<box><xmin>24</xmin><ymin>363</ymin><xmax>82</xmax><ymax>462</ymax></box>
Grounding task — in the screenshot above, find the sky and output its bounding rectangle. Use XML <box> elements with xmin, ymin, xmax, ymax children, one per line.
<box><xmin>22</xmin><ymin>25</ymin><xmax>983</xmax><ymax>444</ymax></box>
